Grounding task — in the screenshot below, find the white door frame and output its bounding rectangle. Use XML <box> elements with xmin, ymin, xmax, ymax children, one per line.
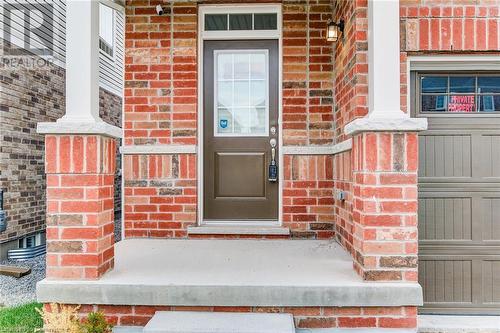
<box><xmin>197</xmin><ymin>4</ymin><xmax>283</xmax><ymax>226</ymax></box>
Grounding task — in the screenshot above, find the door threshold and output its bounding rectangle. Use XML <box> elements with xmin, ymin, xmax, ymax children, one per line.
<box><xmin>187</xmin><ymin>225</ymin><xmax>290</xmax><ymax>236</ymax></box>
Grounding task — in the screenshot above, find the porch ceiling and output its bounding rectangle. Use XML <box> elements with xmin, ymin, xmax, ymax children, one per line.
<box><xmin>37</xmin><ymin>239</ymin><xmax>422</xmax><ymax>307</ymax></box>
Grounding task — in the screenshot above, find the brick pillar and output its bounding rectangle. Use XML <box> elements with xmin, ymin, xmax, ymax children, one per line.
<box><xmin>45</xmin><ymin>134</ymin><xmax>117</xmax><ymax>279</ymax></box>
<box><xmin>351</xmin><ymin>131</ymin><xmax>419</xmax><ymax>282</ymax></box>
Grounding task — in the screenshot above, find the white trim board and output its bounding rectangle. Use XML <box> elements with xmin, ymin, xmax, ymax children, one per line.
<box><xmin>282</xmin><ymin>139</ymin><xmax>352</xmax><ymax>155</ymax></box>
<box><xmin>200</xmin><ymin>4</ymin><xmax>281</xmax><ymax>40</ymax></box>
<box><xmin>37</xmin><ymin>121</ymin><xmax>122</xmax><ymax>139</ymax></box>
<box><xmin>187</xmin><ymin>226</ymin><xmax>290</xmax><ymax>236</ymax></box>
<box><xmin>197</xmin><ymin>4</ymin><xmax>283</xmax><ymax>227</ymax></box>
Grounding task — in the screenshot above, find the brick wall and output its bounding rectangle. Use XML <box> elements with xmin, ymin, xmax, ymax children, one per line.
<box><xmin>123</xmin><ymin>154</ymin><xmax>196</xmax><ymax>238</ymax></box>
<box><xmin>282</xmin><ymin>0</ymin><xmax>334</xmax><ymax>146</ymax></box>
<box><xmin>332</xmin><ymin>0</ymin><xmax>368</xmax><ymax>142</ymax></box>
<box><xmin>45</xmin><ymin>135</ymin><xmax>117</xmax><ymax>279</ymax></box>
<box><xmin>0</xmin><ymin>39</ymin><xmax>122</xmax><ymax>253</ymax></box>
<box><xmin>351</xmin><ymin>132</ymin><xmax>419</xmax><ymax>282</ymax></box>
<box><xmin>330</xmin><ymin>0</ymin><xmax>367</xmax><ymax>259</ymax></box>
<box><xmin>401</xmin><ymin>1</ymin><xmax>499</xmax><ymax>53</ymax></box>
<box><xmin>123</xmin><ymin>0</ymin><xmax>198</xmax><ymax>238</ymax></box>
<box><xmin>60</xmin><ymin>304</ymin><xmax>416</xmax><ymax>329</ymax></box>
<box><xmin>124</xmin><ymin>1</ymin><xmax>197</xmax><ymax>145</ymax></box>
<box><xmin>333</xmin><ymin>150</ymin><xmax>353</xmax><ymax>255</ymax></box>
<box><xmin>280</xmin><ymin>1</ymin><xmax>337</xmax><ymax>240</ymax></box>
<box><xmin>283</xmin><ymin>155</ymin><xmax>335</xmax><ymax>239</ymax></box>
<box><xmin>0</xmin><ymin>40</ymin><xmax>65</xmax><ymax>247</ymax></box>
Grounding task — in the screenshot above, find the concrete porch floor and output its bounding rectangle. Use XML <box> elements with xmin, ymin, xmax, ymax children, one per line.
<box><xmin>37</xmin><ymin>238</ymin><xmax>422</xmax><ymax>307</ymax></box>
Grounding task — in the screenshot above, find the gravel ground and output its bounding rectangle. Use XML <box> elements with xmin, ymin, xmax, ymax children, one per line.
<box><xmin>0</xmin><ymin>255</ymin><xmax>46</xmax><ymax>307</ymax></box>
<box><xmin>0</xmin><ymin>219</ymin><xmax>120</xmax><ymax>307</ymax></box>
<box><xmin>115</xmin><ymin>218</ymin><xmax>122</xmax><ymax>242</ymax></box>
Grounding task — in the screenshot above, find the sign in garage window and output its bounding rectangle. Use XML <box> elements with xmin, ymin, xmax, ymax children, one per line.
<box><xmin>419</xmin><ymin>75</ymin><xmax>500</xmax><ymax>113</ymax></box>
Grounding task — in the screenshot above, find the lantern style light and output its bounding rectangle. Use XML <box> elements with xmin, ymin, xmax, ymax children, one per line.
<box><xmin>327</xmin><ymin>19</ymin><xmax>344</xmax><ymax>42</ymax></box>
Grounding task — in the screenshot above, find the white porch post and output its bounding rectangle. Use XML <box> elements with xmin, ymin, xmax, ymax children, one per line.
<box><xmin>37</xmin><ymin>0</ymin><xmax>121</xmax><ymax>137</ymax></box>
<box><xmin>60</xmin><ymin>0</ymin><xmax>101</xmax><ymax>123</ymax></box>
<box><xmin>37</xmin><ymin>0</ymin><xmax>121</xmax><ymax>280</ymax></box>
<box><xmin>345</xmin><ymin>0</ymin><xmax>427</xmax><ymax>135</ymax></box>
<box><xmin>367</xmin><ymin>0</ymin><xmax>404</xmax><ymax>119</ymax></box>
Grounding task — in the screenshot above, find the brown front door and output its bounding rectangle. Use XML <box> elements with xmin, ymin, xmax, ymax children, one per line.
<box><xmin>203</xmin><ymin>40</ymin><xmax>279</xmax><ymax>222</ymax></box>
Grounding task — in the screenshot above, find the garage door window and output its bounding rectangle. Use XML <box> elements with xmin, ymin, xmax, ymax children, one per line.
<box><xmin>419</xmin><ymin>74</ymin><xmax>500</xmax><ymax>113</ymax></box>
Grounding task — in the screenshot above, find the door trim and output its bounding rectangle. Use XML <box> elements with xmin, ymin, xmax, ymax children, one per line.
<box><xmin>197</xmin><ymin>4</ymin><xmax>283</xmax><ymax>226</ymax></box>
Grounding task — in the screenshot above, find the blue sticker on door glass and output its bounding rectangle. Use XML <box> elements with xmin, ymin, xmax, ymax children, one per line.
<box><xmin>220</xmin><ymin>119</ymin><xmax>228</xmax><ymax>129</ymax></box>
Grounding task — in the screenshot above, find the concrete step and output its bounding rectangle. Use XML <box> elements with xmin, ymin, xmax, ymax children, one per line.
<box><xmin>143</xmin><ymin>311</ymin><xmax>295</xmax><ymax>333</ymax></box>
<box><xmin>418</xmin><ymin>315</ymin><xmax>500</xmax><ymax>333</ymax></box>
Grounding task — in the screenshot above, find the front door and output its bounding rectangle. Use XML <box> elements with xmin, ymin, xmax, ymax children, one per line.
<box><xmin>203</xmin><ymin>40</ymin><xmax>279</xmax><ymax>222</ymax></box>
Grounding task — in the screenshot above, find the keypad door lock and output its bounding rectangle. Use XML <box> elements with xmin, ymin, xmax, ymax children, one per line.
<box><xmin>268</xmin><ymin>138</ymin><xmax>278</xmax><ymax>182</ymax></box>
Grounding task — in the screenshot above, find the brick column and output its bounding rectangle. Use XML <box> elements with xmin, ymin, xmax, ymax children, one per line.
<box><xmin>45</xmin><ymin>134</ymin><xmax>117</xmax><ymax>279</ymax></box>
<box><xmin>351</xmin><ymin>131</ymin><xmax>419</xmax><ymax>282</ymax></box>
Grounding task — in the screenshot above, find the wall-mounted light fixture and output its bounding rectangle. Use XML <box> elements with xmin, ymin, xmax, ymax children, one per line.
<box><xmin>327</xmin><ymin>19</ymin><xmax>344</xmax><ymax>42</ymax></box>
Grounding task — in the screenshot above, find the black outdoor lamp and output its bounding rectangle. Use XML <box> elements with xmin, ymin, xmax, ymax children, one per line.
<box><xmin>327</xmin><ymin>19</ymin><xmax>344</xmax><ymax>42</ymax></box>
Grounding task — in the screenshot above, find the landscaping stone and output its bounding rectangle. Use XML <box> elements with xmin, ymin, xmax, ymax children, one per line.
<box><xmin>0</xmin><ymin>255</ymin><xmax>45</xmax><ymax>307</ymax></box>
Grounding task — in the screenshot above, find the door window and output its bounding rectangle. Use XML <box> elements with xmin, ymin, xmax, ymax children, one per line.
<box><xmin>214</xmin><ymin>50</ymin><xmax>269</xmax><ymax>136</ymax></box>
<box><xmin>419</xmin><ymin>74</ymin><xmax>500</xmax><ymax>113</ymax></box>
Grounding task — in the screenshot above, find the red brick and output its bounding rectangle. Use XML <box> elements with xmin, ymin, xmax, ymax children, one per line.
<box><xmin>338</xmin><ymin>317</ymin><xmax>376</xmax><ymax>328</ymax></box>
<box><xmin>379</xmin><ymin>317</ymin><xmax>417</xmax><ymax>328</ymax></box>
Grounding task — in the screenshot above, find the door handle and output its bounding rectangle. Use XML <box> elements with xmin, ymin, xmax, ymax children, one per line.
<box><xmin>268</xmin><ymin>138</ymin><xmax>278</xmax><ymax>182</ymax></box>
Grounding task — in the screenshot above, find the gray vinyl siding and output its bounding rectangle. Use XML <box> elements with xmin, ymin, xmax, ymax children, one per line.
<box><xmin>99</xmin><ymin>9</ymin><xmax>124</xmax><ymax>97</ymax></box>
<box><xmin>1</xmin><ymin>0</ymin><xmax>124</xmax><ymax>97</ymax></box>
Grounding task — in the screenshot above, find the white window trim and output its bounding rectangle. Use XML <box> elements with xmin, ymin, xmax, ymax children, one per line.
<box><xmin>197</xmin><ymin>4</ymin><xmax>283</xmax><ymax>227</ymax></box>
<box><xmin>99</xmin><ymin>3</ymin><xmax>116</xmax><ymax>61</ymax></box>
<box><xmin>200</xmin><ymin>4</ymin><xmax>281</xmax><ymax>40</ymax></box>
<box><xmin>407</xmin><ymin>55</ymin><xmax>500</xmax><ymax>118</ymax></box>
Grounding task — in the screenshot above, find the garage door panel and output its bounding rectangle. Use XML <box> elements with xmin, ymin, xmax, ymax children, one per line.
<box><xmin>418</xmin><ymin>127</ymin><xmax>500</xmax><ymax>313</ymax></box>
<box><xmin>419</xmin><ymin>259</ymin><xmax>473</xmax><ymax>304</ymax></box>
<box><xmin>482</xmin><ymin>260</ymin><xmax>500</xmax><ymax>304</ymax></box>
<box><xmin>419</xmin><ymin>134</ymin><xmax>472</xmax><ymax>178</ymax></box>
<box><xmin>418</xmin><ymin>197</ymin><xmax>472</xmax><ymax>241</ymax></box>
<box><xmin>419</xmin><ymin>256</ymin><xmax>500</xmax><ymax>311</ymax></box>
<box><xmin>419</xmin><ymin>191</ymin><xmax>500</xmax><ymax>244</ymax></box>
<box><xmin>482</xmin><ymin>197</ymin><xmax>500</xmax><ymax>241</ymax></box>
<box><xmin>480</xmin><ymin>135</ymin><xmax>500</xmax><ymax>177</ymax></box>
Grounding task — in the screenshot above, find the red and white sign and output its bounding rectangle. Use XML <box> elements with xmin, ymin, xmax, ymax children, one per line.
<box><xmin>448</xmin><ymin>95</ymin><xmax>475</xmax><ymax>112</ymax></box>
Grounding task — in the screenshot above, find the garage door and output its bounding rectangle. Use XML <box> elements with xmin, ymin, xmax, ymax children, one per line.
<box><xmin>414</xmin><ymin>73</ymin><xmax>500</xmax><ymax>314</ymax></box>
